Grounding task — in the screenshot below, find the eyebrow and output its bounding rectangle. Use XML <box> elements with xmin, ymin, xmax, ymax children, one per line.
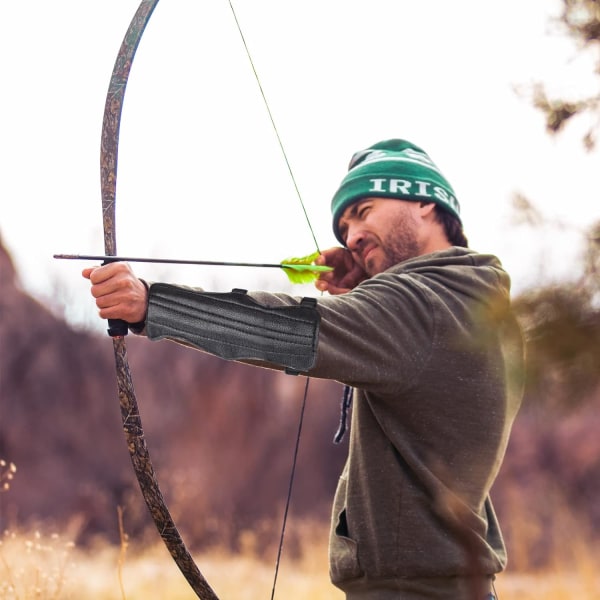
<box><xmin>338</xmin><ymin>200</ymin><xmax>366</xmax><ymax>241</ymax></box>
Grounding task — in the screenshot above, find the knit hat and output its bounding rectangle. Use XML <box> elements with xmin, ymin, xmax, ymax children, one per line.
<box><xmin>331</xmin><ymin>139</ymin><xmax>461</xmax><ymax>244</ymax></box>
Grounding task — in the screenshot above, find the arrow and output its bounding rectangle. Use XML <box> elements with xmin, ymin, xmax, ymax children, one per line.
<box><xmin>53</xmin><ymin>252</ymin><xmax>333</xmax><ymax>283</ymax></box>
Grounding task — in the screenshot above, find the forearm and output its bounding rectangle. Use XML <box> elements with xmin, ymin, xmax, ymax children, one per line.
<box><xmin>144</xmin><ymin>284</ymin><xmax>321</xmax><ymax>375</ymax></box>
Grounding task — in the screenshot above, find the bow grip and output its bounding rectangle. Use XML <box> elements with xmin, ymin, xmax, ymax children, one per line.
<box><xmin>102</xmin><ymin>258</ymin><xmax>129</xmax><ymax>338</ymax></box>
<box><xmin>107</xmin><ymin>319</ymin><xmax>129</xmax><ymax>338</ymax></box>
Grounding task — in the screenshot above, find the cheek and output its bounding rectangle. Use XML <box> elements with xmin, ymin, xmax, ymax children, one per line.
<box><xmin>369</xmin><ymin>212</ymin><xmax>397</xmax><ymax>237</ymax></box>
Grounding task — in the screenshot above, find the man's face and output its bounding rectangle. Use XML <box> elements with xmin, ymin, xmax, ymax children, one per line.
<box><xmin>337</xmin><ymin>197</ymin><xmax>421</xmax><ymax>276</ymax></box>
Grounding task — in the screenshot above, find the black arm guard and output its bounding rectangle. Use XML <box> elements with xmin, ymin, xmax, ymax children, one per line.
<box><xmin>146</xmin><ymin>284</ymin><xmax>320</xmax><ymax>374</ymax></box>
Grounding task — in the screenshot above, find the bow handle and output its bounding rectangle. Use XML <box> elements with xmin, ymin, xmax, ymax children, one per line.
<box><xmin>107</xmin><ymin>319</ymin><xmax>129</xmax><ymax>338</ymax></box>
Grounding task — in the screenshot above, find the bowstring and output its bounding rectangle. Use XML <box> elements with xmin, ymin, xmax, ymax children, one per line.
<box><xmin>226</xmin><ymin>3</ymin><xmax>320</xmax><ymax>598</ymax></box>
<box><xmin>270</xmin><ymin>378</ymin><xmax>310</xmax><ymax>600</ymax></box>
<box><xmin>227</xmin><ymin>0</ymin><xmax>320</xmax><ymax>254</ymax></box>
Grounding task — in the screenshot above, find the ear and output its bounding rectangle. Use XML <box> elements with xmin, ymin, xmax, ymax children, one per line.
<box><xmin>418</xmin><ymin>202</ymin><xmax>437</xmax><ymax>218</ymax></box>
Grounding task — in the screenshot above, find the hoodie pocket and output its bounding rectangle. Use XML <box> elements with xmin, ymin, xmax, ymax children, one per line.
<box><xmin>329</xmin><ymin>477</ymin><xmax>364</xmax><ymax>585</ymax></box>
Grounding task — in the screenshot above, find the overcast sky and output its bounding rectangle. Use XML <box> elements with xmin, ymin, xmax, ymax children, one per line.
<box><xmin>1</xmin><ymin>0</ymin><xmax>598</xmax><ymax>329</ymax></box>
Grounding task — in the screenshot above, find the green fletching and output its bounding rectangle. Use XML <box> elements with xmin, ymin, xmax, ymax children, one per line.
<box><xmin>280</xmin><ymin>251</ymin><xmax>333</xmax><ymax>284</ymax></box>
<box><xmin>281</xmin><ymin>251</ymin><xmax>322</xmax><ymax>266</ymax></box>
<box><xmin>281</xmin><ymin>264</ymin><xmax>330</xmax><ymax>284</ymax></box>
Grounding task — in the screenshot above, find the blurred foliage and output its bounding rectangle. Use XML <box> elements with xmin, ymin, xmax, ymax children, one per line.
<box><xmin>513</xmin><ymin>0</ymin><xmax>600</xmax><ymax>412</ymax></box>
<box><xmin>514</xmin><ymin>281</ymin><xmax>600</xmax><ymax>411</ymax></box>
<box><xmin>532</xmin><ymin>0</ymin><xmax>600</xmax><ymax>148</ymax></box>
<box><xmin>511</xmin><ymin>198</ymin><xmax>600</xmax><ymax>411</ymax></box>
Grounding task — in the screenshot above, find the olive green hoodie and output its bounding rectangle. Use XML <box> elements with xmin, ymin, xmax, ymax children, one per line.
<box><xmin>144</xmin><ymin>247</ymin><xmax>524</xmax><ymax>599</ymax></box>
<box><xmin>253</xmin><ymin>248</ymin><xmax>523</xmax><ymax>598</ymax></box>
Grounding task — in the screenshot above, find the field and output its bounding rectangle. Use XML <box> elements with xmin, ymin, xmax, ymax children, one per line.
<box><xmin>3</xmin><ymin>528</ymin><xmax>337</xmax><ymax>600</ymax></box>
<box><xmin>1</xmin><ymin>525</ymin><xmax>599</xmax><ymax>600</ymax></box>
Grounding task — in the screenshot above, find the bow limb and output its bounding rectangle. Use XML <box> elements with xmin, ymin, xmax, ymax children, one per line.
<box><xmin>100</xmin><ymin>1</ymin><xmax>218</xmax><ymax>598</ymax></box>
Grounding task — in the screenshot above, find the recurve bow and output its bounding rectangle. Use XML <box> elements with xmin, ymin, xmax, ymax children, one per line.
<box><xmin>100</xmin><ymin>1</ymin><xmax>218</xmax><ymax>597</ymax></box>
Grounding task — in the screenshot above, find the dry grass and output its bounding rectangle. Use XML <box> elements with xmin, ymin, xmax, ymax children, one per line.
<box><xmin>0</xmin><ymin>527</ymin><xmax>341</xmax><ymax>600</ymax></box>
<box><xmin>1</xmin><ymin>524</ymin><xmax>598</xmax><ymax>599</ymax></box>
<box><xmin>0</xmin><ymin>530</ymin><xmax>74</xmax><ymax>599</ymax></box>
<box><xmin>497</xmin><ymin>570</ymin><xmax>600</xmax><ymax>600</ymax></box>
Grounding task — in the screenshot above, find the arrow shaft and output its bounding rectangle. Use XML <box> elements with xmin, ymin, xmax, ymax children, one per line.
<box><xmin>53</xmin><ymin>254</ymin><xmax>332</xmax><ymax>272</ymax></box>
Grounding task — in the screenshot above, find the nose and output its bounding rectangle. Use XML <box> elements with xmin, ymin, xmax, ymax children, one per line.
<box><xmin>345</xmin><ymin>226</ymin><xmax>365</xmax><ymax>253</ymax></box>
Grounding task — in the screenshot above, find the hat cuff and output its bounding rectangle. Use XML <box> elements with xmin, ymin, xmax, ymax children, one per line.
<box><xmin>331</xmin><ymin>176</ymin><xmax>461</xmax><ymax>244</ymax></box>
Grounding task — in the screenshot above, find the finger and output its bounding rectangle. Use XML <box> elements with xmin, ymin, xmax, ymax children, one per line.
<box><xmin>317</xmin><ymin>247</ymin><xmax>346</xmax><ymax>265</ymax></box>
<box><xmin>316</xmin><ymin>268</ymin><xmax>336</xmax><ymax>283</ymax></box>
<box><xmin>88</xmin><ymin>261</ymin><xmax>133</xmax><ymax>284</ymax></box>
<box><xmin>314</xmin><ymin>277</ymin><xmax>352</xmax><ymax>295</ymax></box>
<box><xmin>87</xmin><ymin>263</ymin><xmax>114</xmax><ymax>284</ymax></box>
<box><xmin>315</xmin><ymin>279</ymin><xmax>328</xmax><ymax>292</ymax></box>
<box><xmin>339</xmin><ymin>263</ymin><xmax>367</xmax><ymax>288</ymax></box>
<box><xmin>94</xmin><ymin>290</ymin><xmax>138</xmax><ymax>321</ymax></box>
<box><xmin>88</xmin><ymin>268</ymin><xmax>127</xmax><ymax>300</ymax></box>
<box><xmin>323</xmin><ymin>283</ymin><xmax>352</xmax><ymax>296</ymax></box>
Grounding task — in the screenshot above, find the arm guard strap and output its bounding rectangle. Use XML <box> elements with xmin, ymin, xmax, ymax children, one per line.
<box><xmin>146</xmin><ymin>284</ymin><xmax>320</xmax><ymax>374</ymax></box>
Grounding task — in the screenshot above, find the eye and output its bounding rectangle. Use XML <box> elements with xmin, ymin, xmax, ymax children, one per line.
<box><xmin>358</xmin><ymin>203</ymin><xmax>371</xmax><ymax>218</ymax></box>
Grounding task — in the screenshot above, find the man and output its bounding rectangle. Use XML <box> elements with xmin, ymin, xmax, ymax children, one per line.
<box><xmin>84</xmin><ymin>139</ymin><xmax>524</xmax><ymax>600</ymax></box>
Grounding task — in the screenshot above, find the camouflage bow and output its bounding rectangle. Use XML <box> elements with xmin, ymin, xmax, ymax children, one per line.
<box><xmin>100</xmin><ymin>1</ymin><xmax>218</xmax><ymax>597</ymax></box>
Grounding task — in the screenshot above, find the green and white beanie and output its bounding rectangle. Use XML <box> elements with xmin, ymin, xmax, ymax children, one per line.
<box><xmin>331</xmin><ymin>139</ymin><xmax>461</xmax><ymax>244</ymax></box>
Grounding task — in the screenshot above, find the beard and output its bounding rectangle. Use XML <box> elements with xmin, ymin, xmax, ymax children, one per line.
<box><xmin>363</xmin><ymin>210</ymin><xmax>420</xmax><ymax>275</ymax></box>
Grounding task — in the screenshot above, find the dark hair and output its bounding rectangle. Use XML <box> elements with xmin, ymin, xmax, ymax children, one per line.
<box><xmin>434</xmin><ymin>205</ymin><xmax>469</xmax><ymax>247</ymax></box>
